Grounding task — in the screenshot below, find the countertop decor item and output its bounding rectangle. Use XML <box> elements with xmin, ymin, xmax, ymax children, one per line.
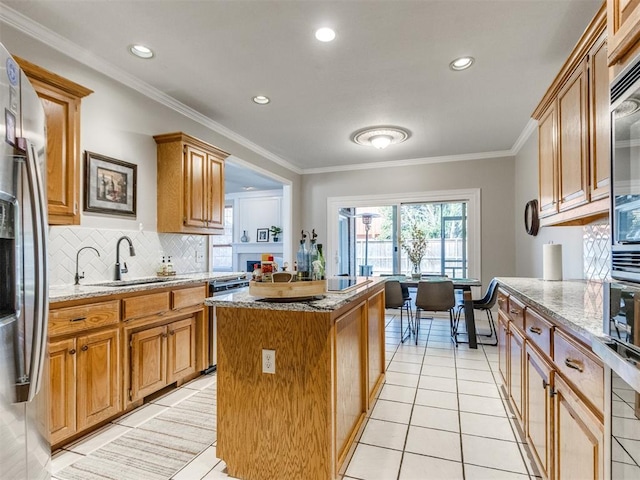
<box><xmin>257</xmin><ymin>228</ymin><xmax>269</xmax><ymax>242</ymax></box>
<box><xmin>402</xmin><ymin>222</ymin><xmax>427</xmax><ymax>279</ymax></box>
<box><xmin>84</xmin><ymin>151</ymin><xmax>137</xmax><ymax>217</ymax></box>
<box><xmin>542</xmin><ymin>243</ymin><xmax>563</xmax><ymax>281</ymax></box>
<box><xmin>240</xmin><ymin>230</ymin><xmax>249</xmax><ymax>242</ymax></box>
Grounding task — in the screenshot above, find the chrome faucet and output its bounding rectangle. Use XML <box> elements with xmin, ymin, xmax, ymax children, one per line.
<box><xmin>115</xmin><ymin>236</ymin><xmax>136</xmax><ymax>281</ymax></box>
<box><xmin>74</xmin><ymin>246</ymin><xmax>100</xmax><ymax>285</ymax></box>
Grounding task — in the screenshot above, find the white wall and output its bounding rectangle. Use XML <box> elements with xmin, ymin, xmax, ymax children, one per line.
<box><xmin>514</xmin><ymin>130</ymin><xmax>585</xmax><ymax>279</ymax></box>
<box><xmin>301</xmin><ymin>156</ymin><xmax>517</xmax><ymax>288</ymax></box>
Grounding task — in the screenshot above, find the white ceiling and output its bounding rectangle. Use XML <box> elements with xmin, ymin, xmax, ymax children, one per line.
<box><xmin>1</xmin><ymin>0</ymin><xmax>603</xmax><ymax>178</ymax></box>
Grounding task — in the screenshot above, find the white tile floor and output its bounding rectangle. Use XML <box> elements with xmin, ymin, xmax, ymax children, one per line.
<box><xmin>52</xmin><ymin>311</ymin><xmax>541</xmax><ymax>480</ymax></box>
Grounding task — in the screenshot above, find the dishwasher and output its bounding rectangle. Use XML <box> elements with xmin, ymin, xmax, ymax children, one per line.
<box><xmin>204</xmin><ymin>275</ymin><xmax>249</xmax><ymax>373</ymax></box>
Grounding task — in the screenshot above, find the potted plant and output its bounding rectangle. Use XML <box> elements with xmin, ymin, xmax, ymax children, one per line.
<box><xmin>401</xmin><ymin>223</ymin><xmax>427</xmax><ymax>279</ymax></box>
<box><xmin>270</xmin><ymin>226</ymin><xmax>283</xmax><ymax>242</ymax></box>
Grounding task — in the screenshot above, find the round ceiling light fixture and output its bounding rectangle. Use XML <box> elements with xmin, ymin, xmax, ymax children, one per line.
<box><xmin>352</xmin><ymin>126</ymin><xmax>410</xmax><ymax>150</ymax></box>
<box><xmin>449</xmin><ymin>56</ymin><xmax>474</xmax><ymax>71</ymax></box>
<box><xmin>129</xmin><ymin>44</ymin><xmax>154</xmax><ymax>59</ymax></box>
<box><xmin>252</xmin><ymin>95</ymin><xmax>271</xmax><ymax>105</ymax></box>
<box><xmin>315</xmin><ymin>27</ymin><xmax>336</xmax><ymax>42</ymax></box>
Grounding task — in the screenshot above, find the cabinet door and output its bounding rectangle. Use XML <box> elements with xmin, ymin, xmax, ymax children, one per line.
<box><xmin>538</xmin><ymin>103</ymin><xmax>558</xmax><ymax>218</ymax></box>
<box><xmin>557</xmin><ymin>60</ymin><xmax>589</xmax><ymax>212</ymax></box>
<box><xmin>366</xmin><ymin>289</ymin><xmax>385</xmax><ymax>406</ymax></box>
<box><xmin>554</xmin><ymin>375</ymin><xmax>604</xmax><ymax>480</ymax></box>
<box><xmin>497</xmin><ymin>311</ymin><xmax>509</xmax><ymax>387</ymax></box>
<box><xmin>589</xmin><ymin>33</ymin><xmax>610</xmax><ymax>201</ymax></box>
<box><xmin>608</xmin><ymin>0</ymin><xmax>640</xmax><ymax>65</ymax></box>
<box><xmin>525</xmin><ymin>344</ymin><xmax>554</xmax><ymax>480</ymax></box>
<box><xmin>509</xmin><ymin>326</ymin><xmax>525</xmax><ymax>423</ymax></box>
<box><xmin>30</xmin><ymin>79</ymin><xmax>81</xmax><ymax>225</ymax></box>
<box><xmin>48</xmin><ymin>337</ymin><xmax>77</xmax><ymax>444</ymax></box>
<box><xmin>76</xmin><ymin>329</ymin><xmax>120</xmax><ymax>430</ymax></box>
<box><xmin>167</xmin><ymin>317</ymin><xmax>197</xmax><ymax>384</ymax></box>
<box><xmin>206</xmin><ymin>154</ymin><xmax>225</xmax><ymax>229</ymax></box>
<box><xmin>183</xmin><ymin>145</ymin><xmax>209</xmax><ymax>229</ymax></box>
<box><xmin>130</xmin><ymin>325</ymin><xmax>167</xmax><ymax>402</ymax></box>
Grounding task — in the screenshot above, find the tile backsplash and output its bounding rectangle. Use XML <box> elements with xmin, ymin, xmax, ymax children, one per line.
<box><xmin>583</xmin><ymin>221</ymin><xmax>610</xmax><ymax>281</ymax></box>
<box><xmin>48</xmin><ymin>226</ymin><xmax>208</xmax><ymax>286</ymax></box>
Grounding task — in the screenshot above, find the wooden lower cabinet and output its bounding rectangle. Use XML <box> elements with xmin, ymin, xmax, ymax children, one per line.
<box><xmin>48</xmin><ymin>327</ymin><xmax>120</xmax><ymax>446</ymax></box>
<box><xmin>129</xmin><ymin>316</ymin><xmax>198</xmax><ymax>402</ymax></box>
<box><xmin>498</xmin><ymin>311</ymin><xmax>509</xmax><ymax>386</ymax></box>
<box><xmin>509</xmin><ymin>325</ymin><xmax>525</xmax><ymax>423</ymax></box>
<box><xmin>367</xmin><ymin>288</ymin><xmax>385</xmax><ymax>405</ymax></box>
<box><xmin>525</xmin><ymin>344</ymin><xmax>554</xmax><ymax>480</ymax></box>
<box><xmin>554</xmin><ymin>375</ymin><xmax>604</xmax><ymax>480</ymax></box>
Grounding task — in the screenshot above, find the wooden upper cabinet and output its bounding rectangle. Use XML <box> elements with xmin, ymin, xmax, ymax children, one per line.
<box><xmin>532</xmin><ymin>5</ymin><xmax>609</xmax><ymax>227</ymax></box>
<box><xmin>154</xmin><ymin>132</ymin><xmax>229</xmax><ymax>234</ymax></box>
<box><xmin>538</xmin><ymin>103</ymin><xmax>558</xmax><ymax>218</ymax></box>
<box><xmin>608</xmin><ymin>0</ymin><xmax>640</xmax><ymax>66</ymax></box>
<box><xmin>13</xmin><ymin>56</ymin><xmax>93</xmax><ymax>226</ymax></box>
<box><xmin>589</xmin><ymin>33</ymin><xmax>610</xmax><ymax>201</ymax></box>
<box><xmin>557</xmin><ymin>59</ymin><xmax>589</xmax><ymax>213</ymax></box>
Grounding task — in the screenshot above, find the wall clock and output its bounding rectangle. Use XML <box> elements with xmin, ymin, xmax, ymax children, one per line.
<box><xmin>524</xmin><ymin>199</ymin><xmax>539</xmax><ymax>236</ymax></box>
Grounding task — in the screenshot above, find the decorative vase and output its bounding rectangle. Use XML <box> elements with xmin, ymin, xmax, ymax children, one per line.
<box><xmin>241</xmin><ymin>230</ymin><xmax>249</xmax><ymax>243</ymax></box>
<box><xmin>411</xmin><ymin>263</ymin><xmax>421</xmax><ymax>280</ymax></box>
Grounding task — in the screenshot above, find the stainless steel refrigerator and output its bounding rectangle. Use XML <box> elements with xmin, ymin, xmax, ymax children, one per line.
<box><xmin>0</xmin><ymin>42</ymin><xmax>50</xmax><ymax>480</ymax></box>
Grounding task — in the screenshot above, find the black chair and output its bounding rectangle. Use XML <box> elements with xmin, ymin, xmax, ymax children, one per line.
<box><xmin>454</xmin><ymin>278</ymin><xmax>499</xmax><ymax>346</ymax></box>
<box><xmin>414</xmin><ymin>280</ymin><xmax>456</xmax><ymax>345</ymax></box>
<box><xmin>385</xmin><ymin>280</ymin><xmax>413</xmax><ymax>342</ymax></box>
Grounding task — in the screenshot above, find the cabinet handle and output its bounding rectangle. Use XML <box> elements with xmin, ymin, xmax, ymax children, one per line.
<box><xmin>542</xmin><ymin>379</ymin><xmax>549</xmax><ymax>389</ymax></box>
<box><xmin>510</xmin><ymin>309</ymin><xmax>520</xmax><ymax>315</ymax></box>
<box><xmin>529</xmin><ymin>326</ymin><xmax>542</xmax><ymax>335</ymax></box>
<box><xmin>69</xmin><ymin>349</ymin><xmax>76</xmax><ymax>355</ymax></box>
<box><xmin>564</xmin><ymin>358</ymin><xmax>584</xmax><ymax>372</ymax></box>
<box><xmin>162</xmin><ymin>333</ymin><xmax>168</xmax><ymax>338</ymax></box>
<box><xmin>81</xmin><ymin>345</ymin><xmax>89</xmax><ymax>351</ymax></box>
<box><xmin>169</xmin><ymin>330</ymin><xmax>175</xmax><ymax>335</ymax></box>
<box><xmin>70</xmin><ymin>316</ymin><xmax>86</xmax><ymax>322</ymax></box>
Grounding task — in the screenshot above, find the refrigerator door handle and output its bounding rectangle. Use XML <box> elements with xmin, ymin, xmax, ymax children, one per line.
<box><xmin>20</xmin><ymin>140</ymin><xmax>48</xmax><ymax>402</ymax></box>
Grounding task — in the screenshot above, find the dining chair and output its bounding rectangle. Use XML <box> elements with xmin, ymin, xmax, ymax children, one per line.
<box><xmin>414</xmin><ymin>280</ymin><xmax>456</xmax><ymax>345</ymax></box>
<box><xmin>385</xmin><ymin>280</ymin><xmax>413</xmax><ymax>342</ymax></box>
<box><xmin>454</xmin><ymin>278</ymin><xmax>499</xmax><ymax>346</ymax></box>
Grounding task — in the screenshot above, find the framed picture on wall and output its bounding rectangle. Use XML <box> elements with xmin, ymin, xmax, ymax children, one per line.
<box><xmin>84</xmin><ymin>151</ymin><xmax>137</xmax><ymax>217</ymax></box>
<box><xmin>257</xmin><ymin>228</ymin><xmax>269</xmax><ymax>242</ymax></box>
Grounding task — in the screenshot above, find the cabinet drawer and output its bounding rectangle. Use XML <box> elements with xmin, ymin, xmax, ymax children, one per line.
<box><xmin>525</xmin><ymin>308</ymin><xmax>553</xmax><ymax>357</ymax></box>
<box><xmin>122</xmin><ymin>292</ymin><xmax>170</xmax><ymax>321</ymax></box>
<box><xmin>172</xmin><ymin>285</ymin><xmax>206</xmax><ymax>310</ymax></box>
<box><xmin>507</xmin><ymin>295</ymin><xmax>526</xmax><ymax>331</ymax></box>
<box><xmin>497</xmin><ymin>289</ymin><xmax>509</xmax><ymax>315</ymax></box>
<box><xmin>553</xmin><ymin>329</ymin><xmax>604</xmax><ymax>414</ymax></box>
<box><xmin>49</xmin><ymin>300</ymin><xmax>119</xmax><ymax>337</ymax></box>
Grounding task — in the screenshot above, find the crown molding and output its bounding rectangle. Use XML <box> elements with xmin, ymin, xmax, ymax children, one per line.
<box><xmin>0</xmin><ymin>4</ymin><xmax>303</xmax><ymax>175</ymax></box>
<box><xmin>510</xmin><ymin>118</ymin><xmax>537</xmax><ymax>155</ymax></box>
<box><xmin>303</xmin><ymin>149</ymin><xmax>515</xmax><ymax>174</ymax></box>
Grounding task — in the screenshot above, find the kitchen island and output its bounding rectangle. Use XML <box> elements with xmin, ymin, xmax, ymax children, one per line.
<box><xmin>205</xmin><ymin>277</ymin><xmax>386</xmax><ymax>480</ymax></box>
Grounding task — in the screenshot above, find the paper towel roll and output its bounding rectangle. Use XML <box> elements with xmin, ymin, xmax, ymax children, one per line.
<box><xmin>543</xmin><ymin>243</ymin><xmax>562</xmax><ymax>281</ymax></box>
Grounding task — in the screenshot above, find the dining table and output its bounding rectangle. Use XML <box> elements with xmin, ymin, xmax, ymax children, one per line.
<box><xmin>390</xmin><ymin>275</ymin><xmax>482</xmax><ymax>349</ymax></box>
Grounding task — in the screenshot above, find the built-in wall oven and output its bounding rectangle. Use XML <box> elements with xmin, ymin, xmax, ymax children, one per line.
<box><xmin>611</xmin><ymin>55</ymin><xmax>640</xmax><ymax>283</ymax></box>
<box><xmin>597</xmin><ymin>282</ymin><xmax>640</xmax><ymax>477</ymax></box>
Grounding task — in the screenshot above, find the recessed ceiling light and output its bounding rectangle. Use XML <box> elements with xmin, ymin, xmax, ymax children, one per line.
<box><xmin>315</xmin><ymin>27</ymin><xmax>336</xmax><ymax>42</ymax></box>
<box><xmin>614</xmin><ymin>99</ymin><xmax>640</xmax><ymax>118</ymax></box>
<box><xmin>449</xmin><ymin>56</ymin><xmax>474</xmax><ymax>71</ymax></box>
<box><xmin>129</xmin><ymin>44</ymin><xmax>154</xmax><ymax>59</ymax></box>
<box><xmin>252</xmin><ymin>95</ymin><xmax>270</xmax><ymax>105</ymax></box>
<box><xmin>352</xmin><ymin>126</ymin><xmax>410</xmax><ymax>150</ymax></box>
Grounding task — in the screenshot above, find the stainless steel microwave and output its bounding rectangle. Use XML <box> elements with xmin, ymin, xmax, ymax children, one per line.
<box><xmin>611</xmin><ymin>55</ymin><xmax>640</xmax><ymax>283</ymax></box>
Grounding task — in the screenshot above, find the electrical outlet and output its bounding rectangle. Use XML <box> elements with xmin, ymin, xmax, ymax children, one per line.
<box><xmin>262</xmin><ymin>349</ymin><xmax>275</xmax><ymax>374</ymax></box>
<box><xmin>195</xmin><ymin>250</ymin><xmax>204</xmax><ymax>263</ymax></box>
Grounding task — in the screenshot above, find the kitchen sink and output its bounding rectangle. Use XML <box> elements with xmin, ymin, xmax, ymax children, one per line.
<box><xmin>89</xmin><ymin>277</ymin><xmax>174</xmax><ymax>287</ymax></box>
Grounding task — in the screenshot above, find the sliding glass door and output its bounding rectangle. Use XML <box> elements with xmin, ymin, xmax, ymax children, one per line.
<box><xmin>336</xmin><ymin>201</ymin><xmax>467</xmax><ymax>277</ymax></box>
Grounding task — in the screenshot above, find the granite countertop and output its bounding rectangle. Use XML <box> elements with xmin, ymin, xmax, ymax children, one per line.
<box><xmin>49</xmin><ymin>272</ymin><xmax>248</xmax><ymax>303</ymax></box>
<box><xmin>496</xmin><ymin>277</ymin><xmax>605</xmax><ymax>345</ymax></box>
<box><xmin>205</xmin><ymin>277</ymin><xmax>386</xmax><ymax>313</ymax></box>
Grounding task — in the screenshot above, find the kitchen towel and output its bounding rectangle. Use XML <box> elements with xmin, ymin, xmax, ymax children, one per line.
<box><xmin>543</xmin><ymin>243</ymin><xmax>563</xmax><ymax>281</ymax></box>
